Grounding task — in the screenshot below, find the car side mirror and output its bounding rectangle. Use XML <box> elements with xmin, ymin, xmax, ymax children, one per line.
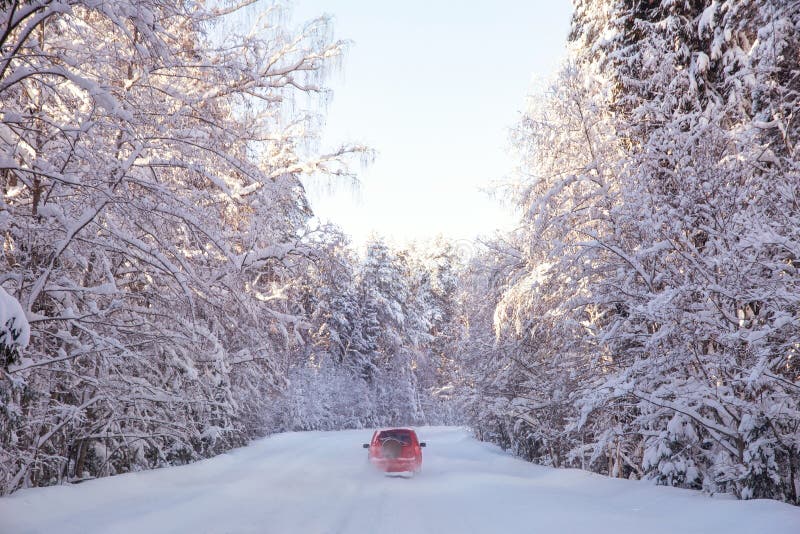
<box><xmin>419</xmin><ymin>442</ymin><xmax>426</xmax><ymax>447</ymax></box>
<box><xmin>362</xmin><ymin>443</ymin><xmax>369</xmax><ymax>448</ymax></box>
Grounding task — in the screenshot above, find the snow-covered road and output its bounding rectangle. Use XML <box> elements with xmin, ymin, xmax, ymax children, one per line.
<box><xmin>2</xmin><ymin>427</ymin><xmax>798</xmax><ymax>533</ymax></box>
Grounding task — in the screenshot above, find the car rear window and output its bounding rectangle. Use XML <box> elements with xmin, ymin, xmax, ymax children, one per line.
<box><xmin>378</xmin><ymin>430</ymin><xmax>412</xmax><ymax>444</ymax></box>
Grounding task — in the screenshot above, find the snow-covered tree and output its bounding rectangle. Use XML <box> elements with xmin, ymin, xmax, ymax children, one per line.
<box><xmin>458</xmin><ymin>0</ymin><xmax>800</xmax><ymax>505</ymax></box>
<box><xmin>0</xmin><ymin>0</ymin><xmax>361</xmax><ymax>494</ymax></box>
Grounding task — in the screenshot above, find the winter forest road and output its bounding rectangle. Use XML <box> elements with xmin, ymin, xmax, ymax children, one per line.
<box><xmin>1</xmin><ymin>427</ymin><xmax>799</xmax><ymax>534</ymax></box>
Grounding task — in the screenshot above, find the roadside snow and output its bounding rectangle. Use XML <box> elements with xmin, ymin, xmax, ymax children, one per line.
<box><xmin>1</xmin><ymin>427</ymin><xmax>798</xmax><ymax>534</ymax></box>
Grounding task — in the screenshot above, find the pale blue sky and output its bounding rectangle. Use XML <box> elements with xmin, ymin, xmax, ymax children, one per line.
<box><xmin>291</xmin><ymin>1</ymin><xmax>575</xmax><ymax>246</ymax></box>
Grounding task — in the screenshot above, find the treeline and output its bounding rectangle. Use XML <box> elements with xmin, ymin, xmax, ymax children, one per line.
<box><xmin>0</xmin><ymin>1</ymin><xmax>460</xmax><ymax>495</ymax></box>
<box><xmin>271</xmin><ymin>237</ymin><xmax>463</xmax><ymax>432</ymax></box>
<box><xmin>456</xmin><ymin>0</ymin><xmax>800</xmax><ymax>504</ymax></box>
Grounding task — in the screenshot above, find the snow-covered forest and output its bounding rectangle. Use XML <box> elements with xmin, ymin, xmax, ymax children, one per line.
<box><xmin>0</xmin><ymin>0</ymin><xmax>461</xmax><ymax>495</ymax></box>
<box><xmin>456</xmin><ymin>0</ymin><xmax>800</xmax><ymax>505</ymax></box>
<box><xmin>1</xmin><ymin>0</ymin><xmax>798</xmax><ymax>509</ymax></box>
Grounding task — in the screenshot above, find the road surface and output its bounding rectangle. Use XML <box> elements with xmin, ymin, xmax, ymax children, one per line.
<box><xmin>2</xmin><ymin>427</ymin><xmax>798</xmax><ymax>533</ymax></box>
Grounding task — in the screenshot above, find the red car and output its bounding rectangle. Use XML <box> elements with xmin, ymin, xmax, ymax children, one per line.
<box><xmin>363</xmin><ymin>428</ymin><xmax>426</xmax><ymax>474</ymax></box>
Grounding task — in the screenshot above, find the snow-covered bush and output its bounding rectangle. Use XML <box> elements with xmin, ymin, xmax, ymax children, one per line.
<box><xmin>0</xmin><ymin>288</ymin><xmax>28</xmax><ymax>369</ymax></box>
